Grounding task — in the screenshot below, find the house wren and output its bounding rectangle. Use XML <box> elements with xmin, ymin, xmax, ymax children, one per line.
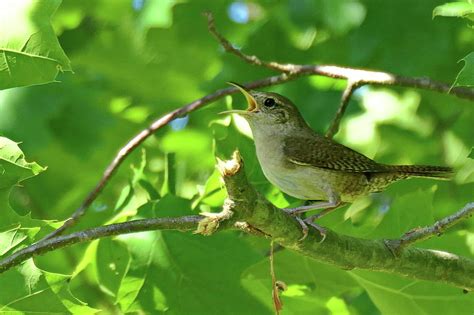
<box><xmin>222</xmin><ymin>82</ymin><xmax>452</xmax><ymax>237</ymax></box>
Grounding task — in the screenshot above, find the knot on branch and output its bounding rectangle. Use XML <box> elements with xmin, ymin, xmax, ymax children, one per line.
<box><xmin>195</xmin><ymin>199</ymin><xmax>235</xmax><ymax>236</ymax></box>
<box><xmin>197</xmin><ymin>150</ymin><xmax>309</xmax><ymax>243</ymax></box>
<box><xmin>195</xmin><ymin>151</ymin><xmax>249</xmax><ymax>236</ymax></box>
<box><xmin>217</xmin><ymin>150</ymin><xmax>242</xmax><ymax>177</ymax></box>
<box><xmin>216</xmin><ymin>151</ymin><xmax>258</xmax><ymax>210</ymax></box>
<box><xmin>196</xmin><ymin>150</ymin><xmax>282</xmax><ymax>237</ymax></box>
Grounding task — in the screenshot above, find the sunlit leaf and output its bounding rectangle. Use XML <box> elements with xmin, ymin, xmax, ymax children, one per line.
<box><xmin>433</xmin><ymin>1</ymin><xmax>474</xmax><ymax>21</ymax></box>
<box><xmin>368</xmin><ymin>187</ymin><xmax>436</xmax><ymax>239</ymax></box>
<box><xmin>0</xmin><ymin>137</ymin><xmax>47</xmax><ymax>239</ymax></box>
<box><xmin>95</xmin><ymin>238</ymin><xmax>131</xmax><ymax>298</ymax></box>
<box><xmin>0</xmin><ymin>136</ymin><xmax>45</xmax><ymax>189</ymax></box>
<box><xmin>453</xmin><ymin>52</ymin><xmax>474</xmax><ymax>88</ymax></box>
<box><xmin>0</xmin><ymin>260</ymin><xmax>97</xmax><ymax>313</ymax></box>
<box><xmin>0</xmin><ymin>225</ymin><xmax>39</xmax><ymax>256</ymax></box>
<box><xmin>351</xmin><ymin>270</ymin><xmax>474</xmax><ymax>315</ymax></box>
<box><xmin>116</xmin><ymin>195</ymin><xmax>267</xmax><ymax>313</ymax></box>
<box><xmin>0</xmin><ymin>0</ymin><xmax>72</xmax><ymax>89</ymax></box>
<box><xmin>242</xmin><ymin>250</ymin><xmax>359</xmax><ymax>313</ymax></box>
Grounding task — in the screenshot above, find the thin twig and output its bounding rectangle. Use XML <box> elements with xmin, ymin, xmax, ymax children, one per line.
<box><xmin>301</xmin><ymin>65</ymin><xmax>474</xmax><ymax>100</ymax></box>
<box><xmin>205</xmin><ymin>12</ymin><xmax>298</xmax><ymax>73</ymax></box>
<box><xmin>325</xmin><ymin>80</ymin><xmax>364</xmax><ymax>138</ymax></box>
<box><xmin>270</xmin><ymin>240</ymin><xmax>283</xmax><ymax>315</ymax></box>
<box><xmin>0</xmin><ymin>216</ymin><xmax>203</xmax><ymax>273</ymax></box>
<box><xmin>386</xmin><ymin>202</ymin><xmax>474</xmax><ymax>254</ymax></box>
<box><xmin>206</xmin><ymin>12</ymin><xmax>474</xmax><ymax>101</ymax></box>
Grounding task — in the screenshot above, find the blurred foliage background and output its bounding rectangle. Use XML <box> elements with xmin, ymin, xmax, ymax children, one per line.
<box><xmin>0</xmin><ymin>0</ymin><xmax>473</xmax><ymax>314</ymax></box>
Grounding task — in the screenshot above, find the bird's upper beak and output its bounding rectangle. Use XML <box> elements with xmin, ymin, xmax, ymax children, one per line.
<box><xmin>219</xmin><ymin>82</ymin><xmax>257</xmax><ymax>115</ymax></box>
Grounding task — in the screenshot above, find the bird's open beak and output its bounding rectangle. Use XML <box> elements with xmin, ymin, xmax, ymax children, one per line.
<box><xmin>219</xmin><ymin>82</ymin><xmax>257</xmax><ymax>115</ymax></box>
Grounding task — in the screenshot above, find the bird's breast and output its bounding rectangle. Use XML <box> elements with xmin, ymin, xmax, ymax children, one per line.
<box><xmin>253</xmin><ymin>135</ymin><xmax>327</xmax><ymax>200</ymax></box>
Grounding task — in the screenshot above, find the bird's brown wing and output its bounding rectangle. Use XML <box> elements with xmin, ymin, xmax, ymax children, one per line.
<box><xmin>283</xmin><ymin>136</ymin><xmax>386</xmax><ymax>172</ymax></box>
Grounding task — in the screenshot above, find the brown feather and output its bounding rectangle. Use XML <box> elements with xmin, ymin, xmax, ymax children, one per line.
<box><xmin>384</xmin><ymin>165</ymin><xmax>453</xmax><ymax>179</ymax></box>
<box><xmin>283</xmin><ymin>135</ymin><xmax>387</xmax><ymax>172</ymax></box>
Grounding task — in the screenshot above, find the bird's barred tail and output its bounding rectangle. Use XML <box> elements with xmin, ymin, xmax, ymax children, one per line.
<box><xmin>386</xmin><ymin>164</ymin><xmax>453</xmax><ymax>180</ymax></box>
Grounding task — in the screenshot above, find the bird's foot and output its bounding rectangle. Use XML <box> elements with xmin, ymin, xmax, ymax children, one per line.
<box><xmin>294</xmin><ymin>216</ymin><xmax>308</xmax><ymax>241</ymax></box>
<box><xmin>383</xmin><ymin>239</ymin><xmax>402</xmax><ymax>257</ymax></box>
<box><xmin>304</xmin><ymin>216</ymin><xmax>327</xmax><ymax>243</ymax></box>
<box><xmin>284</xmin><ymin>204</ymin><xmax>323</xmax><ymax>216</ymax></box>
<box><xmin>284</xmin><ymin>209</ymin><xmax>327</xmax><ymax>242</ymax></box>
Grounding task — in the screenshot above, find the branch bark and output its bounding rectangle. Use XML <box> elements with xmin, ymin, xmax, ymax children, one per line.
<box><xmin>385</xmin><ymin>202</ymin><xmax>474</xmax><ymax>253</ymax></box>
<box><xmin>0</xmin><ymin>216</ymin><xmax>203</xmax><ymax>274</ymax></box>
<box><xmin>325</xmin><ymin>80</ymin><xmax>364</xmax><ymax>138</ymax></box>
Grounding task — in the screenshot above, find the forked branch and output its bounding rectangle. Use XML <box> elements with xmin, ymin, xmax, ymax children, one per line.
<box><xmin>385</xmin><ymin>202</ymin><xmax>474</xmax><ymax>254</ymax></box>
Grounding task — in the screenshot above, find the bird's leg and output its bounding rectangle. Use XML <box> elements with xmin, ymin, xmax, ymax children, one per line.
<box><xmin>284</xmin><ymin>192</ymin><xmax>341</xmax><ymax>241</ymax></box>
<box><xmin>284</xmin><ymin>200</ymin><xmax>339</xmax><ymax>215</ymax></box>
<box><xmin>304</xmin><ymin>204</ymin><xmax>343</xmax><ymax>221</ymax></box>
<box><xmin>284</xmin><ymin>190</ymin><xmax>341</xmax><ymax>215</ymax></box>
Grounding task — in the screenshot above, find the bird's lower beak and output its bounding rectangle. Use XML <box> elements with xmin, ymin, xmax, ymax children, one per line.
<box><xmin>219</xmin><ymin>82</ymin><xmax>257</xmax><ymax>116</ymax></box>
<box><xmin>219</xmin><ymin>109</ymin><xmax>249</xmax><ymax>115</ymax></box>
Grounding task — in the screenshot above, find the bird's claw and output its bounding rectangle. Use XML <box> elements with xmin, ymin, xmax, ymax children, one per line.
<box><xmin>304</xmin><ymin>218</ymin><xmax>327</xmax><ymax>243</ymax></box>
<box><xmin>295</xmin><ymin>216</ymin><xmax>309</xmax><ymax>241</ymax></box>
<box><xmin>286</xmin><ymin>210</ymin><xmax>327</xmax><ymax>242</ymax></box>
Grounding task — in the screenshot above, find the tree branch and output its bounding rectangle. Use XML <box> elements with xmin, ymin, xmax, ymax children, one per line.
<box><xmin>0</xmin><ymin>216</ymin><xmax>204</xmax><ymax>274</ymax></box>
<box><xmin>385</xmin><ymin>202</ymin><xmax>474</xmax><ymax>254</ymax></box>
<box><xmin>325</xmin><ymin>80</ymin><xmax>364</xmax><ymax>138</ymax></box>
<box><xmin>205</xmin><ymin>12</ymin><xmax>296</xmax><ymax>73</ymax></box>
<box><xmin>197</xmin><ymin>152</ymin><xmax>474</xmax><ymax>291</ymax></box>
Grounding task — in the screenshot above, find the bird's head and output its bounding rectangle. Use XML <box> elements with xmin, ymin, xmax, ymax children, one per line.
<box><xmin>221</xmin><ymin>82</ymin><xmax>306</xmax><ymax>131</ymax></box>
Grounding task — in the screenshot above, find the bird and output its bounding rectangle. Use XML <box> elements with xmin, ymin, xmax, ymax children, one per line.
<box><xmin>221</xmin><ymin>82</ymin><xmax>452</xmax><ymax>237</ymax></box>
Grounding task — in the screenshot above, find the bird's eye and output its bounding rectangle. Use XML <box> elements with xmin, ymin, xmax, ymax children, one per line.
<box><xmin>264</xmin><ymin>98</ymin><xmax>276</xmax><ymax>108</ymax></box>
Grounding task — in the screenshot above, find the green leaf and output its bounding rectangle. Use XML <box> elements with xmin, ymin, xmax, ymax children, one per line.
<box><xmin>133</xmin><ymin>150</ymin><xmax>160</xmax><ymax>200</ymax></box>
<box><xmin>114</xmin><ymin>149</ymin><xmax>159</xmax><ymax>217</ymax></box>
<box><xmin>0</xmin><ymin>137</ymin><xmax>47</xmax><ymax>234</ymax></box>
<box><xmin>368</xmin><ymin>187</ymin><xmax>436</xmax><ymax>239</ymax></box>
<box><xmin>137</xmin><ymin>0</ymin><xmax>179</xmax><ymax>30</ymax></box>
<box><xmin>114</xmin><ymin>182</ymin><xmax>134</xmax><ymax>211</ymax></box>
<box><xmin>0</xmin><ymin>0</ymin><xmax>72</xmax><ymax>90</ymax></box>
<box><xmin>192</xmin><ymin>168</ymin><xmax>226</xmax><ymax>209</ymax></box>
<box><xmin>0</xmin><ymin>136</ymin><xmax>45</xmax><ymax>189</ymax></box>
<box><xmin>453</xmin><ymin>52</ymin><xmax>474</xmax><ymax>88</ymax></box>
<box><xmin>0</xmin><ymin>259</ymin><xmax>97</xmax><ymax>313</ymax></box>
<box><xmin>161</xmin><ymin>152</ymin><xmax>176</xmax><ymax>196</ymax></box>
<box><xmin>118</xmin><ymin>195</ymin><xmax>268</xmax><ymax>314</ymax></box>
<box><xmin>95</xmin><ymin>238</ymin><xmax>131</xmax><ymax>298</ymax></box>
<box><xmin>0</xmin><ymin>224</ymin><xmax>39</xmax><ymax>256</ymax></box>
<box><xmin>433</xmin><ymin>1</ymin><xmax>474</xmax><ymax>21</ymax></box>
<box><xmin>351</xmin><ymin>270</ymin><xmax>474</xmax><ymax>315</ymax></box>
<box><xmin>242</xmin><ymin>250</ymin><xmax>359</xmax><ymax>313</ymax></box>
